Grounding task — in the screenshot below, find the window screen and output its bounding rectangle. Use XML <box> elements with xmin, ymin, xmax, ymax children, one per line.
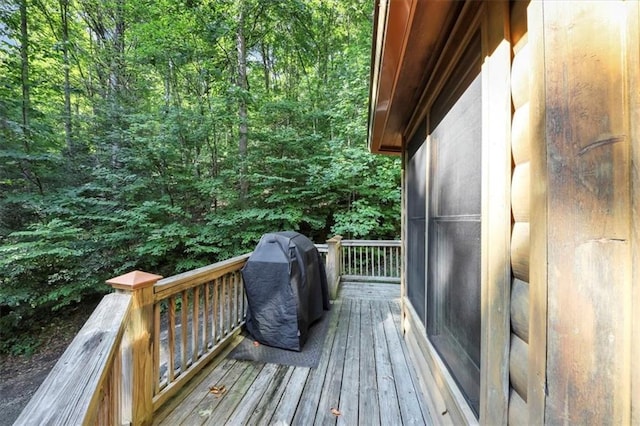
<box><xmin>406</xmin><ymin>122</ymin><xmax>427</xmax><ymax>324</ymax></box>
<box><xmin>427</xmin><ymin>68</ymin><xmax>482</xmax><ymax>416</ymax></box>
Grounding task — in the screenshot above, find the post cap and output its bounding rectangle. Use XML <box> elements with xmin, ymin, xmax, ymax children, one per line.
<box><xmin>106</xmin><ymin>270</ymin><xmax>163</xmax><ymax>291</ymax></box>
<box><xmin>327</xmin><ymin>235</ymin><xmax>343</xmax><ymax>243</ymax></box>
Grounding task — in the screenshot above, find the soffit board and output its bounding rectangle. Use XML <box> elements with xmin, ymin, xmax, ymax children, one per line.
<box><xmin>368</xmin><ymin>0</ymin><xmax>460</xmax><ymax>155</ymax></box>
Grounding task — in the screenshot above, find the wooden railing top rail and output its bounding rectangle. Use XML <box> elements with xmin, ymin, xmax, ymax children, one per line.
<box><xmin>154</xmin><ymin>253</ymin><xmax>251</xmax><ymax>300</ymax></box>
<box><xmin>14</xmin><ymin>293</ymin><xmax>131</xmax><ymax>426</ymax></box>
<box><xmin>341</xmin><ymin>239</ymin><xmax>400</xmax><ymax>247</ymax></box>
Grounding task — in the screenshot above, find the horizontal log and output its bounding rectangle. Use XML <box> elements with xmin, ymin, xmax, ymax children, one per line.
<box><xmin>509</xmin><ymin>333</ymin><xmax>529</xmax><ymax>402</ymax></box>
<box><xmin>511</xmin><ymin>162</ymin><xmax>531</xmax><ymax>223</ymax></box>
<box><xmin>508</xmin><ymin>388</ymin><xmax>528</xmax><ymax>425</ymax></box>
<box><xmin>511</xmin><ymin>103</ymin><xmax>531</xmax><ymax>165</ymax></box>
<box><xmin>511</xmin><ymin>278</ymin><xmax>530</xmax><ymax>343</ymax></box>
<box><xmin>15</xmin><ymin>293</ymin><xmax>132</xmax><ymax>425</ymax></box>
<box><xmin>511</xmin><ymin>41</ymin><xmax>530</xmax><ymax>110</ymax></box>
<box><xmin>511</xmin><ymin>222</ymin><xmax>530</xmax><ymax>282</ymax></box>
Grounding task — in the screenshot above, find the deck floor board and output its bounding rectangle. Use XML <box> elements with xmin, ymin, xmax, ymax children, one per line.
<box><xmin>292</xmin><ymin>300</ymin><xmax>344</xmax><ymax>425</ymax></box>
<box><xmin>359</xmin><ymin>300</ymin><xmax>381</xmax><ymax>426</ymax></box>
<box><xmin>337</xmin><ymin>298</ymin><xmax>361</xmax><ymax>426</ymax></box>
<box><xmin>246</xmin><ymin>364</ymin><xmax>295</xmax><ymax>425</ymax></box>
<box><xmin>154</xmin><ymin>282</ymin><xmax>434</xmax><ymax>426</ymax></box>
<box><xmin>372</xmin><ymin>299</ymin><xmax>403</xmax><ymax>425</ymax></box>
<box><xmin>270</xmin><ymin>366</ymin><xmax>310</xmax><ymax>425</ymax></box>
<box><xmin>313</xmin><ymin>298</ymin><xmax>351</xmax><ymax>426</ymax></box>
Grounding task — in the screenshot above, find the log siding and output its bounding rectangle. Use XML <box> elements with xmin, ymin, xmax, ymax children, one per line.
<box><xmin>508</xmin><ymin>3</ymin><xmax>530</xmax><ymax>422</ymax></box>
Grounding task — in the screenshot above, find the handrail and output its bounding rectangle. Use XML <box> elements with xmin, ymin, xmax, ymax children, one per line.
<box><xmin>315</xmin><ymin>243</ymin><xmax>328</xmax><ymax>252</ymax></box>
<box><xmin>154</xmin><ymin>253</ymin><xmax>252</xmax><ymax>300</ymax></box>
<box><xmin>14</xmin><ymin>293</ymin><xmax>132</xmax><ymax>425</ymax></box>
<box><xmin>340</xmin><ymin>239</ymin><xmax>401</xmax><ymax>247</ymax></box>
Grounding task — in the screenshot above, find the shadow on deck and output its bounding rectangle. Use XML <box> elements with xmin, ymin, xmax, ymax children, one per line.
<box><xmin>153</xmin><ymin>283</ymin><xmax>435</xmax><ymax>425</ymax></box>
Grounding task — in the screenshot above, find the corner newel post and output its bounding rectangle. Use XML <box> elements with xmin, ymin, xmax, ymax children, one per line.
<box><xmin>326</xmin><ymin>235</ymin><xmax>343</xmax><ymax>300</ymax></box>
<box><xmin>107</xmin><ymin>271</ymin><xmax>162</xmax><ymax>426</ymax></box>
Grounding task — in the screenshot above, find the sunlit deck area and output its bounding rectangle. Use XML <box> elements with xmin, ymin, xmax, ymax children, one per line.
<box><xmin>153</xmin><ymin>282</ymin><xmax>434</xmax><ymax>425</ymax></box>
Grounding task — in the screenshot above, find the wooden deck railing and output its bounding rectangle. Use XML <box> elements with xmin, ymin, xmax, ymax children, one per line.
<box><xmin>340</xmin><ymin>239</ymin><xmax>401</xmax><ymax>283</ymax></box>
<box><xmin>151</xmin><ymin>253</ymin><xmax>250</xmax><ymax>412</ymax></box>
<box><xmin>15</xmin><ymin>238</ymin><xmax>400</xmax><ymax>425</ymax></box>
<box><xmin>14</xmin><ymin>292</ymin><xmax>132</xmax><ymax>425</ymax></box>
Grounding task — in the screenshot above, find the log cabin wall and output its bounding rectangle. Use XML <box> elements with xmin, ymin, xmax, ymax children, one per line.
<box><xmin>527</xmin><ymin>1</ymin><xmax>640</xmax><ymax>423</ymax></box>
<box><xmin>507</xmin><ymin>2</ymin><xmax>529</xmax><ymax>424</ymax></box>
<box><xmin>371</xmin><ymin>0</ymin><xmax>639</xmax><ymax>423</ymax></box>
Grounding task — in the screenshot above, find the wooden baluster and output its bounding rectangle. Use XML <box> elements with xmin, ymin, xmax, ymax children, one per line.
<box><xmin>390</xmin><ymin>246</ymin><xmax>395</xmax><ymax>277</ymax></box>
<box><xmin>233</xmin><ymin>272</ymin><xmax>240</xmax><ymax>328</ymax></box>
<box><xmin>383</xmin><ymin>246</ymin><xmax>388</xmax><ymax>278</ymax></box>
<box><xmin>221</xmin><ymin>276</ymin><xmax>227</xmax><ymax>336</ymax></box>
<box><xmin>180</xmin><ymin>290</ymin><xmax>188</xmax><ymax>373</ymax></box>
<box><xmin>112</xmin><ymin>345</ymin><xmax>122</xmax><ymax>424</ymax></box>
<box><xmin>192</xmin><ymin>286</ymin><xmax>200</xmax><ymax>364</ymax></box>
<box><xmin>370</xmin><ymin>246</ymin><xmax>374</xmax><ymax>276</ymax></box>
<box><xmin>372</xmin><ymin>246</ymin><xmax>376</xmax><ymax>277</ymax></box>
<box><xmin>153</xmin><ymin>302</ymin><xmax>161</xmax><ymax>394</ymax></box>
<box><xmin>231</xmin><ymin>273</ymin><xmax>237</xmax><ymax>326</ymax></box>
<box><xmin>227</xmin><ymin>274</ymin><xmax>232</xmax><ymax>329</ymax></box>
<box><xmin>326</xmin><ymin>235</ymin><xmax>343</xmax><ymax>299</ymax></box>
<box><xmin>342</xmin><ymin>245</ymin><xmax>347</xmax><ymax>275</ymax></box>
<box><xmin>204</xmin><ymin>282</ymin><xmax>210</xmax><ymax>350</ymax></box>
<box><xmin>168</xmin><ymin>296</ymin><xmax>176</xmax><ymax>383</ymax></box>
<box><xmin>238</xmin><ymin>272</ymin><xmax>243</xmax><ymax>324</ymax></box>
<box><xmin>350</xmin><ymin>245</ymin><xmax>354</xmax><ymax>275</ymax></box>
<box><xmin>213</xmin><ymin>278</ymin><xmax>219</xmax><ymax>343</ymax></box>
<box><xmin>107</xmin><ymin>270</ymin><xmax>162</xmax><ymax>426</ymax></box>
<box><xmin>364</xmin><ymin>246</ymin><xmax>368</xmax><ymax>276</ymax></box>
<box><xmin>240</xmin><ymin>274</ymin><xmax>246</xmax><ymax>320</ymax></box>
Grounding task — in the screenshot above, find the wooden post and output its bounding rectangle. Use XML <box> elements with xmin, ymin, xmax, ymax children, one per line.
<box><xmin>107</xmin><ymin>270</ymin><xmax>162</xmax><ymax>426</ymax></box>
<box><xmin>529</xmin><ymin>2</ymin><xmax>638</xmax><ymax>424</ymax></box>
<box><xmin>326</xmin><ymin>235</ymin><xmax>343</xmax><ymax>300</ymax></box>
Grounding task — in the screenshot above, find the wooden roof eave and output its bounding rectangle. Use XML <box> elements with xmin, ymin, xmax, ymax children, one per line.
<box><xmin>368</xmin><ymin>0</ymin><xmax>461</xmax><ymax>155</ymax></box>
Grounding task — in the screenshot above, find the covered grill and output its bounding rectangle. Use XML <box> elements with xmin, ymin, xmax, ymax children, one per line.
<box><xmin>241</xmin><ymin>231</ymin><xmax>330</xmax><ymax>351</ymax></box>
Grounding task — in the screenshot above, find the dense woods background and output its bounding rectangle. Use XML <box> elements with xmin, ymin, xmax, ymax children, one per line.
<box><xmin>0</xmin><ymin>0</ymin><xmax>400</xmax><ymax>354</ymax></box>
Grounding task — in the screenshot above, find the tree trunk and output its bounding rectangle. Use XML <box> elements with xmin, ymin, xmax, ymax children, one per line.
<box><xmin>236</xmin><ymin>0</ymin><xmax>248</xmax><ymax>204</ymax></box>
<box><xmin>20</xmin><ymin>0</ymin><xmax>44</xmax><ymax>195</ymax></box>
<box><xmin>261</xmin><ymin>41</ymin><xmax>270</xmax><ymax>92</ymax></box>
<box><xmin>60</xmin><ymin>0</ymin><xmax>73</xmax><ymax>154</ymax></box>
<box><xmin>110</xmin><ymin>0</ymin><xmax>126</xmax><ymax>169</ymax></box>
<box><xmin>20</xmin><ymin>0</ymin><xmax>31</xmax><ymax>151</ymax></box>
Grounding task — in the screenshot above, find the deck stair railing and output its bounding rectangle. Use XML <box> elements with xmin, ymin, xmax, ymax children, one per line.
<box><xmin>15</xmin><ymin>238</ymin><xmax>400</xmax><ymax>425</ymax></box>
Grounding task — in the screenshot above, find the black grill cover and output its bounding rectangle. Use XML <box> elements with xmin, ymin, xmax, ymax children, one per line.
<box><xmin>241</xmin><ymin>231</ymin><xmax>330</xmax><ymax>351</ymax></box>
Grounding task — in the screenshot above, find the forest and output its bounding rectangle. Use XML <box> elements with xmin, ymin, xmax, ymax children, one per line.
<box><xmin>0</xmin><ymin>0</ymin><xmax>400</xmax><ymax>354</ymax></box>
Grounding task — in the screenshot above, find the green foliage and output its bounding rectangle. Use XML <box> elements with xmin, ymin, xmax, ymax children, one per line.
<box><xmin>0</xmin><ymin>0</ymin><xmax>400</xmax><ymax>354</ymax></box>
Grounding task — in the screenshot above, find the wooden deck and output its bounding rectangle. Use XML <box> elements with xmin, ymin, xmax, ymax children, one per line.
<box><xmin>153</xmin><ymin>282</ymin><xmax>435</xmax><ymax>425</ymax></box>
